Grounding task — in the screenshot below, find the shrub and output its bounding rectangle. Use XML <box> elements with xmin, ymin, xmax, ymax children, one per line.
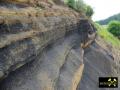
<box><xmin>86</xmin><ymin>5</ymin><xmax>94</xmax><ymax>17</ymax></box>
<box><xmin>94</xmin><ymin>23</ymin><xmax>120</xmax><ymax>46</ymax></box>
<box><xmin>67</xmin><ymin>0</ymin><xmax>75</xmax><ymax>9</ymax></box>
<box><xmin>75</xmin><ymin>0</ymin><xmax>86</xmax><ymax>12</ymax></box>
<box><xmin>66</xmin><ymin>0</ymin><xmax>94</xmax><ymax>18</ymax></box>
<box><xmin>107</xmin><ymin>21</ymin><xmax>120</xmax><ymax>38</ymax></box>
<box><xmin>67</xmin><ymin>0</ymin><xmax>86</xmax><ymax>12</ymax></box>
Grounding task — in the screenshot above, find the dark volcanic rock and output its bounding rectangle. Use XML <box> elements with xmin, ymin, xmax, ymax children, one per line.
<box><xmin>0</xmin><ymin>33</ymin><xmax>84</xmax><ymax>90</ymax></box>
<box><xmin>0</xmin><ymin>1</ymin><xmax>119</xmax><ymax>90</ymax></box>
<box><xmin>77</xmin><ymin>42</ymin><xmax>117</xmax><ymax>90</ymax></box>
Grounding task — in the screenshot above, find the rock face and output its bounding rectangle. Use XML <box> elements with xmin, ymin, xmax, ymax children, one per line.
<box><xmin>77</xmin><ymin>42</ymin><xmax>117</xmax><ymax>90</ymax></box>
<box><xmin>0</xmin><ymin>1</ymin><xmax>119</xmax><ymax>90</ymax></box>
<box><xmin>0</xmin><ymin>33</ymin><xmax>84</xmax><ymax>90</ymax></box>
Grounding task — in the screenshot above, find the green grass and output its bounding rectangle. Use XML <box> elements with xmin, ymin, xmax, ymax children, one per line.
<box><xmin>95</xmin><ymin>23</ymin><xmax>120</xmax><ymax>47</ymax></box>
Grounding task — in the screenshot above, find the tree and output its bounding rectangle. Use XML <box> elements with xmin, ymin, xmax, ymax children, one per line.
<box><xmin>107</xmin><ymin>21</ymin><xmax>120</xmax><ymax>38</ymax></box>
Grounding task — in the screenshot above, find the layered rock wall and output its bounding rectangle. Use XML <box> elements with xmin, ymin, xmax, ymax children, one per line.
<box><xmin>0</xmin><ymin>1</ymin><xmax>119</xmax><ymax>90</ymax></box>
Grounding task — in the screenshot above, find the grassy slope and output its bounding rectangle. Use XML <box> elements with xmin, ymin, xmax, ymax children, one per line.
<box><xmin>95</xmin><ymin>23</ymin><xmax>120</xmax><ymax>47</ymax></box>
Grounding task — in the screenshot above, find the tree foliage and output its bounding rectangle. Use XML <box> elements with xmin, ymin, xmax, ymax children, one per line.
<box><xmin>107</xmin><ymin>21</ymin><xmax>120</xmax><ymax>38</ymax></box>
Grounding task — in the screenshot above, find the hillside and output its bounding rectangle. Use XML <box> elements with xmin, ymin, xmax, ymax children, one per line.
<box><xmin>97</xmin><ymin>13</ymin><xmax>120</xmax><ymax>25</ymax></box>
<box><xmin>0</xmin><ymin>0</ymin><xmax>120</xmax><ymax>90</ymax></box>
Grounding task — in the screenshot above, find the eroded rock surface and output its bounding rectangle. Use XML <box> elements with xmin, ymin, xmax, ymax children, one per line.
<box><xmin>0</xmin><ymin>1</ymin><xmax>119</xmax><ymax>90</ymax></box>
<box><xmin>0</xmin><ymin>33</ymin><xmax>84</xmax><ymax>90</ymax></box>
<box><xmin>77</xmin><ymin>42</ymin><xmax>117</xmax><ymax>90</ymax></box>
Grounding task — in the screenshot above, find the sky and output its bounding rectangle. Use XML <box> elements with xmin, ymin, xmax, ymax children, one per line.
<box><xmin>83</xmin><ymin>0</ymin><xmax>120</xmax><ymax>21</ymax></box>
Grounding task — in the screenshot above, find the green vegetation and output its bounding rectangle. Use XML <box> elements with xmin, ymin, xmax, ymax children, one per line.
<box><xmin>65</xmin><ymin>0</ymin><xmax>119</xmax><ymax>46</ymax></box>
<box><xmin>67</xmin><ymin>0</ymin><xmax>86</xmax><ymax>12</ymax></box>
<box><xmin>107</xmin><ymin>21</ymin><xmax>120</xmax><ymax>38</ymax></box>
<box><xmin>67</xmin><ymin>0</ymin><xmax>76</xmax><ymax>8</ymax></box>
<box><xmin>95</xmin><ymin>23</ymin><xmax>120</xmax><ymax>47</ymax></box>
<box><xmin>86</xmin><ymin>5</ymin><xmax>94</xmax><ymax>17</ymax></box>
<box><xmin>97</xmin><ymin>13</ymin><xmax>120</xmax><ymax>25</ymax></box>
<box><xmin>66</xmin><ymin>0</ymin><xmax>94</xmax><ymax>17</ymax></box>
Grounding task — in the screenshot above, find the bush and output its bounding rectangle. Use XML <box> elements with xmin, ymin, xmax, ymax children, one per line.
<box><xmin>75</xmin><ymin>0</ymin><xmax>86</xmax><ymax>12</ymax></box>
<box><xmin>107</xmin><ymin>21</ymin><xmax>120</xmax><ymax>38</ymax></box>
<box><xmin>86</xmin><ymin>5</ymin><xmax>94</xmax><ymax>17</ymax></box>
<box><xmin>67</xmin><ymin>0</ymin><xmax>86</xmax><ymax>12</ymax></box>
<box><xmin>67</xmin><ymin>0</ymin><xmax>75</xmax><ymax>9</ymax></box>
<box><xmin>66</xmin><ymin>0</ymin><xmax>94</xmax><ymax>18</ymax></box>
<box><xmin>94</xmin><ymin>23</ymin><xmax>120</xmax><ymax>46</ymax></box>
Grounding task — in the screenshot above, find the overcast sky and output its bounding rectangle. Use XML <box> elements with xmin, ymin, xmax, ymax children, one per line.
<box><xmin>83</xmin><ymin>0</ymin><xmax>120</xmax><ymax>21</ymax></box>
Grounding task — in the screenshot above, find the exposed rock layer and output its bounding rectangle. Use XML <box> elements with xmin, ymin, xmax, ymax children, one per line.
<box><xmin>0</xmin><ymin>2</ymin><xmax>84</xmax><ymax>80</ymax></box>
<box><xmin>0</xmin><ymin>1</ymin><xmax>119</xmax><ymax>90</ymax></box>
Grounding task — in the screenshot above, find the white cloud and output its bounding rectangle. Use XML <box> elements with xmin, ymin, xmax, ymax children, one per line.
<box><xmin>83</xmin><ymin>0</ymin><xmax>120</xmax><ymax>21</ymax></box>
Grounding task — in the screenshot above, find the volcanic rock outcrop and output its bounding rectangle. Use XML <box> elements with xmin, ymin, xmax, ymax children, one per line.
<box><xmin>0</xmin><ymin>0</ymin><xmax>119</xmax><ymax>90</ymax></box>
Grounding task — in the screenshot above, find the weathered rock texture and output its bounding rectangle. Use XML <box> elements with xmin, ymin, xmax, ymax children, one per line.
<box><xmin>77</xmin><ymin>42</ymin><xmax>118</xmax><ymax>90</ymax></box>
<box><xmin>0</xmin><ymin>1</ymin><xmax>120</xmax><ymax>90</ymax></box>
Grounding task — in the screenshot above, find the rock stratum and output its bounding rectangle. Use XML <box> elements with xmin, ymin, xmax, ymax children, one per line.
<box><xmin>0</xmin><ymin>0</ymin><xmax>120</xmax><ymax>90</ymax></box>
